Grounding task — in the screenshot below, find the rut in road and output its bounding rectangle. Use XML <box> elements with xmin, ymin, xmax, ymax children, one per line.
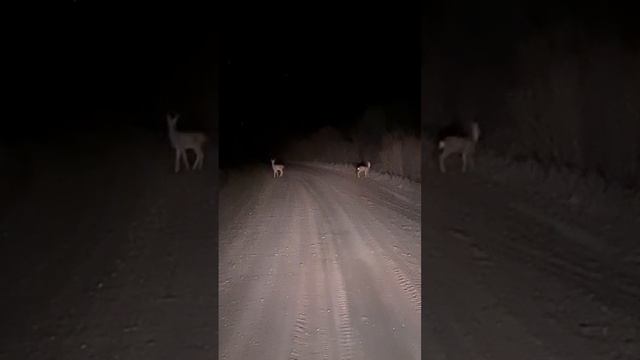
<box><xmin>219</xmin><ymin>164</ymin><xmax>421</xmax><ymax>360</ymax></box>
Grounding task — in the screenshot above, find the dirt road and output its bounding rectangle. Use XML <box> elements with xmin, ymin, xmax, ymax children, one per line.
<box><xmin>422</xmin><ymin>159</ymin><xmax>640</xmax><ymax>360</ymax></box>
<box><xmin>219</xmin><ymin>163</ymin><xmax>422</xmax><ymax>360</ymax></box>
<box><xmin>4</xmin><ymin>135</ymin><xmax>637</xmax><ymax>359</ymax></box>
<box><xmin>220</xmin><ymin>159</ymin><xmax>640</xmax><ymax>360</ymax></box>
<box><xmin>0</xmin><ymin>132</ymin><xmax>218</xmax><ymax>359</ymax></box>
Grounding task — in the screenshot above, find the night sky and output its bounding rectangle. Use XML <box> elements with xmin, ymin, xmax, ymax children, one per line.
<box><xmin>221</xmin><ymin>6</ymin><xmax>420</xmax><ymax>166</ymax></box>
<box><xmin>7</xmin><ymin>4</ymin><xmax>220</xmax><ymax>142</ymax></box>
<box><xmin>6</xmin><ymin>3</ymin><xmax>637</xmax><ymax>157</ymax></box>
<box><xmin>7</xmin><ymin>4</ymin><xmax>418</xmax><ymax>166</ymax></box>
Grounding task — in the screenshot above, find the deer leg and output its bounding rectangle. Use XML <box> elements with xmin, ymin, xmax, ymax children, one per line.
<box><xmin>198</xmin><ymin>149</ymin><xmax>205</xmax><ymax>170</ymax></box>
<box><xmin>180</xmin><ymin>150</ymin><xmax>190</xmax><ymax>170</ymax></box>
<box><xmin>199</xmin><ymin>148</ymin><xmax>206</xmax><ymax>169</ymax></box>
<box><xmin>439</xmin><ymin>153</ymin><xmax>447</xmax><ymax>173</ymax></box>
<box><xmin>193</xmin><ymin>148</ymin><xmax>204</xmax><ymax>170</ymax></box>
<box><xmin>462</xmin><ymin>153</ymin><xmax>467</xmax><ymax>173</ymax></box>
<box><xmin>174</xmin><ymin>149</ymin><xmax>181</xmax><ymax>173</ymax></box>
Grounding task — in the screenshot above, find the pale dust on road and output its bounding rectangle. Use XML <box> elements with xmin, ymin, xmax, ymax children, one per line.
<box><xmin>219</xmin><ymin>163</ymin><xmax>421</xmax><ymax>360</ymax></box>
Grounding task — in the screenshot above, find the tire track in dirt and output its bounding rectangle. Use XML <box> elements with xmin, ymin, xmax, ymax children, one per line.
<box><xmin>286</xmin><ymin>182</ymin><xmax>338</xmax><ymax>360</ymax></box>
<box><xmin>300</xmin><ymin>174</ymin><xmax>419</xmax><ymax>359</ymax></box>
<box><xmin>250</xmin><ymin>177</ymin><xmax>309</xmax><ymax>360</ymax></box>
<box><xmin>386</xmin><ymin>259</ymin><xmax>422</xmax><ymax>313</ymax></box>
<box><xmin>221</xmin><ymin>165</ymin><xmax>421</xmax><ymax>359</ymax></box>
<box><xmin>301</xmin><ymin>167</ymin><xmax>421</xmax><ymax>269</ymax></box>
<box><xmin>299</xmin><ymin>165</ymin><xmax>420</xmax><ymax>223</ymax></box>
<box><xmin>285</xmin><ymin>178</ymin><xmax>315</xmax><ymax>360</ymax></box>
<box><xmin>219</xmin><ymin>173</ymin><xmax>275</xmax><ymax>260</ymax></box>
<box><xmin>222</xmin><ymin>171</ymin><xmax>356</xmax><ymax>360</ymax></box>
<box><xmin>303</xmin><ymin>171</ymin><xmax>422</xmax><ymax>315</ymax></box>
<box><xmin>219</xmin><ymin>176</ymin><xmax>300</xmax><ymax>359</ymax></box>
<box><xmin>423</xmin><ymin>174</ymin><xmax>639</xmax><ymax>359</ymax></box>
<box><xmin>430</xmin><ymin>174</ymin><xmax>640</xmax><ymax>310</ymax></box>
<box><xmin>343</xmin><ymin>196</ymin><xmax>422</xmax><ymax>311</ymax></box>
<box><xmin>298</xmin><ymin>177</ymin><xmax>360</xmax><ymax>359</ymax></box>
<box><xmin>423</xmin><ymin>222</ymin><xmax>560</xmax><ymax>360</ymax></box>
<box><xmin>461</xmin><ymin>179</ymin><xmax>640</xmax><ymax>316</ymax></box>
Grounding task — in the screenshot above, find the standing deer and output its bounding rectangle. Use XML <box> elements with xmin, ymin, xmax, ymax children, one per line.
<box><xmin>166</xmin><ymin>113</ymin><xmax>208</xmax><ymax>173</ymax></box>
<box><xmin>271</xmin><ymin>159</ymin><xmax>284</xmax><ymax>178</ymax></box>
<box><xmin>438</xmin><ymin>122</ymin><xmax>480</xmax><ymax>173</ymax></box>
<box><xmin>356</xmin><ymin>161</ymin><xmax>371</xmax><ymax>178</ymax></box>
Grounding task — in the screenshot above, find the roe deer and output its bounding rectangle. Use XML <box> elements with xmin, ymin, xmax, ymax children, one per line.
<box><xmin>356</xmin><ymin>161</ymin><xmax>371</xmax><ymax>178</ymax></box>
<box><xmin>167</xmin><ymin>113</ymin><xmax>208</xmax><ymax>173</ymax></box>
<box><xmin>271</xmin><ymin>159</ymin><xmax>284</xmax><ymax>178</ymax></box>
<box><xmin>438</xmin><ymin>122</ymin><xmax>480</xmax><ymax>173</ymax></box>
